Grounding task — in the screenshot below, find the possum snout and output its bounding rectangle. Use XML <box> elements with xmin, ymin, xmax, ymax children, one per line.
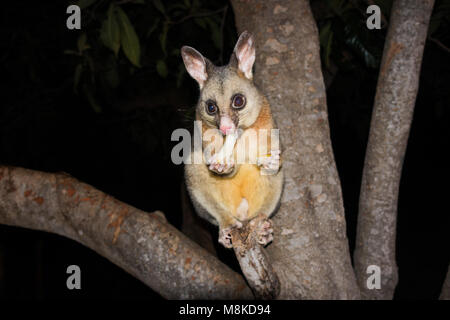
<box><xmin>219</xmin><ymin>116</ymin><xmax>236</xmax><ymax>135</ymax></box>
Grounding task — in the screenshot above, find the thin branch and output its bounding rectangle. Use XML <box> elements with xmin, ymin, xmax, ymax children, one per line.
<box><xmin>170</xmin><ymin>6</ymin><xmax>227</xmax><ymax>25</ymax></box>
<box><xmin>354</xmin><ymin>0</ymin><xmax>435</xmax><ymax>299</ymax></box>
<box><xmin>440</xmin><ymin>265</ymin><xmax>450</xmax><ymax>300</ymax></box>
<box><xmin>428</xmin><ymin>36</ymin><xmax>450</xmax><ymax>54</ymax></box>
<box><xmin>231</xmin><ymin>214</ymin><xmax>280</xmax><ymax>299</ymax></box>
<box><xmin>0</xmin><ymin>166</ymin><xmax>252</xmax><ymax>299</ymax></box>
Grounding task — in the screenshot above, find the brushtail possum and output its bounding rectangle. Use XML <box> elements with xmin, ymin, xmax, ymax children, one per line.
<box><xmin>181</xmin><ymin>31</ymin><xmax>283</xmax><ymax>248</ymax></box>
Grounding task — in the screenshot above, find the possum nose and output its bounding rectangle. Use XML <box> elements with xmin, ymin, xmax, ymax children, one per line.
<box><xmin>220</xmin><ymin>125</ymin><xmax>233</xmax><ymax>135</ymax></box>
<box><xmin>219</xmin><ymin>117</ymin><xmax>235</xmax><ymax>135</ymax></box>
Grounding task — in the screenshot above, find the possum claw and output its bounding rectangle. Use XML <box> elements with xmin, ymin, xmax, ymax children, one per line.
<box><xmin>258</xmin><ymin>150</ymin><xmax>280</xmax><ymax>175</ymax></box>
<box><xmin>256</xmin><ymin>218</ymin><xmax>274</xmax><ymax>246</ymax></box>
<box><xmin>208</xmin><ymin>156</ymin><xmax>235</xmax><ymax>174</ymax></box>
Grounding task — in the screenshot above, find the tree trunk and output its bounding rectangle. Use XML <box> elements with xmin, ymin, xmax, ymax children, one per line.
<box><xmin>354</xmin><ymin>0</ymin><xmax>434</xmax><ymax>299</ymax></box>
<box><xmin>230</xmin><ymin>0</ymin><xmax>360</xmax><ymax>299</ymax></box>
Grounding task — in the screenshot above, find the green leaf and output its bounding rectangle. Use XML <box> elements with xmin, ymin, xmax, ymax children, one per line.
<box><xmin>116</xmin><ymin>6</ymin><xmax>141</xmax><ymax>67</ymax></box>
<box><xmin>329</xmin><ymin>0</ymin><xmax>344</xmax><ymax>15</ymax></box>
<box><xmin>319</xmin><ymin>21</ymin><xmax>333</xmax><ymax>68</ymax></box>
<box><xmin>159</xmin><ymin>22</ymin><xmax>169</xmax><ymax>55</ymax></box>
<box><xmin>82</xmin><ymin>84</ymin><xmax>102</xmax><ymax>113</ymax></box>
<box><xmin>156</xmin><ymin>59</ymin><xmax>168</xmax><ymax>78</ymax></box>
<box><xmin>176</xmin><ymin>63</ymin><xmax>185</xmax><ymax>88</ymax></box>
<box><xmin>101</xmin><ymin>53</ymin><xmax>120</xmax><ymax>88</ymax></box>
<box><xmin>428</xmin><ymin>14</ymin><xmax>442</xmax><ymax>36</ymax></box>
<box><xmin>428</xmin><ymin>0</ymin><xmax>450</xmax><ymax>36</ymax></box>
<box><xmin>146</xmin><ymin>17</ymin><xmax>160</xmax><ymax>38</ymax></box>
<box><xmin>319</xmin><ymin>21</ymin><xmax>332</xmax><ymax>47</ymax></box>
<box><xmin>77</xmin><ymin>0</ymin><xmax>97</xmax><ymax>9</ymax></box>
<box><xmin>77</xmin><ymin>33</ymin><xmax>90</xmax><ymax>53</ymax></box>
<box><xmin>325</xmin><ymin>31</ymin><xmax>333</xmax><ymax>68</ymax></box>
<box><xmin>103</xmin><ymin>66</ymin><xmax>120</xmax><ymax>88</ymax></box>
<box><xmin>152</xmin><ymin>0</ymin><xmax>165</xmax><ymax>14</ymax></box>
<box><xmin>194</xmin><ymin>18</ymin><xmax>207</xmax><ymax>29</ymax></box>
<box><xmin>346</xmin><ymin>34</ymin><xmax>377</xmax><ymax>68</ymax></box>
<box><xmin>100</xmin><ymin>4</ymin><xmax>121</xmax><ymax>56</ymax></box>
<box><xmin>86</xmin><ymin>55</ymin><xmax>96</xmax><ymax>83</ymax></box>
<box><xmin>73</xmin><ymin>63</ymin><xmax>83</xmax><ymax>93</ymax></box>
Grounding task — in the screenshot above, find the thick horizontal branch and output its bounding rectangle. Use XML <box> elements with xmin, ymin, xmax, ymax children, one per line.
<box><xmin>0</xmin><ymin>166</ymin><xmax>252</xmax><ymax>299</ymax></box>
<box><xmin>354</xmin><ymin>0</ymin><xmax>435</xmax><ymax>299</ymax></box>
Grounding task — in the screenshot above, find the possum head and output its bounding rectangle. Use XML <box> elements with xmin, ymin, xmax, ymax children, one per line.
<box><xmin>181</xmin><ymin>31</ymin><xmax>263</xmax><ymax>135</ymax></box>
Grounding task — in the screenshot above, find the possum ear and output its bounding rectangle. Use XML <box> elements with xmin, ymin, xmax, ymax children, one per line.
<box><xmin>232</xmin><ymin>31</ymin><xmax>255</xmax><ymax>80</ymax></box>
<box><xmin>181</xmin><ymin>46</ymin><xmax>208</xmax><ymax>89</ymax></box>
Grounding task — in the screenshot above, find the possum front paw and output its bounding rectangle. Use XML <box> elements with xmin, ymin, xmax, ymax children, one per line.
<box><xmin>207</xmin><ymin>153</ymin><xmax>235</xmax><ymax>174</ymax></box>
<box><xmin>257</xmin><ymin>150</ymin><xmax>281</xmax><ymax>175</ymax></box>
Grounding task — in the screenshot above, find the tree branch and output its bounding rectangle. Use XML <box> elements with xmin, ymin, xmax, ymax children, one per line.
<box><xmin>354</xmin><ymin>0</ymin><xmax>435</xmax><ymax>299</ymax></box>
<box><xmin>231</xmin><ymin>214</ymin><xmax>280</xmax><ymax>299</ymax></box>
<box><xmin>440</xmin><ymin>265</ymin><xmax>450</xmax><ymax>300</ymax></box>
<box><xmin>428</xmin><ymin>36</ymin><xmax>450</xmax><ymax>54</ymax></box>
<box><xmin>0</xmin><ymin>166</ymin><xmax>252</xmax><ymax>299</ymax></box>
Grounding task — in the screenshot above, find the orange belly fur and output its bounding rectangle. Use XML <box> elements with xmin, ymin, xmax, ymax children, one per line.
<box><xmin>210</xmin><ymin>164</ymin><xmax>270</xmax><ymax>221</ymax></box>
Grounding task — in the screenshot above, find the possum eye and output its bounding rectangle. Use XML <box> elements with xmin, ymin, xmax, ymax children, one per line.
<box><xmin>205</xmin><ymin>100</ymin><xmax>218</xmax><ymax>115</ymax></box>
<box><xmin>232</xmin><ymin>94</ymin><xmax>246</xmax><ymax>109</ymax></box>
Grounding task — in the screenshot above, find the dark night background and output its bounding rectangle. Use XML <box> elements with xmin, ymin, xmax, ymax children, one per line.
<box><xmin>0</xmin><ymin>0</ymin><xmax>448</xmax><ymax>300</ymax></box>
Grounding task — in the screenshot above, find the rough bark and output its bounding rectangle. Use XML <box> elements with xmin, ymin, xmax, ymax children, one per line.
<box><xmin>230</xmin><ymin>0</ymin><xmax>360</xmax><ymax>299</ymax></box>
<box><xmin>231</xmin><ymin>214</ymin><xmax>280</xmax><ymax>299</ymax></box>
<box><xmin>439</xmin><ymin>265</ymin><xmax>450</xmax><ymax>300</ymax></box>
<box><xmin>354</xmin><ymin>0</ymin><xmax>435</xmax><ymax>300</ymax></box>
<box><xmin>0</xmin><ymin>166</ymin><xmax>252</xmax><ymax>299</ymax></box>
